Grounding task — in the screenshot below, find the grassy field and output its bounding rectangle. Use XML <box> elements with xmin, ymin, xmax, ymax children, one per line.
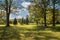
<box><xmin>0</xmin><ymin>24</ymin><xmax>60</xmax><ymax>40</ymax></box>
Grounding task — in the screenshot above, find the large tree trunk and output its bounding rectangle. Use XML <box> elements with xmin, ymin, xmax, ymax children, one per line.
<box><xmin>6</xmin><ymin>0</ymin><xmax>11</xmax><ymax>27</ymax></box>
<box><xmin>43</xmin><ymin>3</ymin><xmax>47</xmax><ymax>27</ymax></box>
<box><xmin>42</xmin><ymin>0</ymin><xmax>47</xmax><ymax>27</ymax></box>
<box><xmin>5</xmin><ymin>0</ymin><xmax>10</xmax><ymax>27</ymax></box>
<box><xmin>5</xmin><ymin>0</ymin><xmax>12</xmax><ymax>27</ymax></box>
<box><xmin>52</xmin><ymin>7</ymin><xmax>55</xmax><ymax>27</ymax></box>
<box><xmin>52</xmin><ymin>0</ymin><xmax>55</xmax><ymax>27</ymax></box>
<box><xmin>6</xmin><ymin>13</ymin><xmax>10</xmax><ymax>27</ymax></box>
<box><xmin>44</xmin><ymin>8</ymin><xmax>46</xmax><ymax>27</ymax></box>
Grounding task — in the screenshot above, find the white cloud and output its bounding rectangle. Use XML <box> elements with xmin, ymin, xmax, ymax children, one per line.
<box><xmin>10</xmin><ymin>15</ymin><xmax>22</xmax><ymax>19</ymax></box>
<box><xmin>11</xmin><ymin>8</ymin><xmax>20</xmax><ymax>13</ymax></box>
<box><xmin>17</xmin><ymin>16</ymin><xmax>22</xmax><ymax>19</ymax></box>
<box><xmin>21</xmin><ymin>2</ymin><xmax>31</xmax><ymax>8</ymax></box>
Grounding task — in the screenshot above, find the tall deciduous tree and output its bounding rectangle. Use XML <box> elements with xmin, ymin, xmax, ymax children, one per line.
<box><xmin>52</xmin><ymin>0</ymin><xmax>58</xmax><ymax>27</ymax></box>
<box><xmin>29</xmin><ymin>0</ymin><xmax>50</xmax><ymax>27</ymax></box>
<box><xmin>5</xmin><ymin>0</ymin><xmax>12</xmax><ymax>27</ymax></box>
<box><xmin>41</xmin><ymin>0</ymin><xmax>50</xmax><ymax>27</ymax></box>
<box><xmin>29</xmin><ymin>4</ymin><xmax>43</xmax><ymax>26</ymax></box>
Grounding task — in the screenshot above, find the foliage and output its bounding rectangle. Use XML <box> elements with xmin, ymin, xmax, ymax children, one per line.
<box><xmin>20</xmin><ymin>18</ymin><xmax>24</xmax><ymax>25</ymax></box>
<box><xmin>0</xmin><ymin>27</ymin><xmax>20</xmax><ymax>40</ymax></box>
<box><xmin>28</xmin><ymin>0</ymin><xmax>60</xmax><ymax>26</ymax></box>
<box><xmin>13</xmin><ymin>18</ymin><xmax>17</xmax><ymax>25</ymax></box>
<box><xmin>0</xmin><ymin>0</ymin><xmax>19</xmax><ymax>26</ymax></box>
<box><xmin>28</xmin><ymin>4</ymin><xmax>43</xmax><ymax>25</ymax></box>
<box><xmin>25</xmin><ymin>15</ymin><xmax>29</xmax><ymax>24</ymax></box>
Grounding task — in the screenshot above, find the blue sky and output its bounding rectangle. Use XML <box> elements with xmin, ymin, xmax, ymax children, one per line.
<box><xmin>10</xmin><ymin>0</ymin><xmax>31</xmax><ymax>19</ymax></box>
<box><xmin>10</xmin><ymin>9</ymin><xmax>29</xmax><ymax>19</ymax></box>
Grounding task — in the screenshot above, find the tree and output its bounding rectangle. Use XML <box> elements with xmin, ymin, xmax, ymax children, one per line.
<box><xmin>13</xmin><ymin>18</ymin><xmax>17</xmax><ymax>25</ymax></box>
<box><xmin>55</xmin><ymin>10</ymin><xmax>60</xmax><ymax>24</ymax></box>
<box><xmin>41</xmin><ymin>0</ymin><xmax>50</xmax><ymax>27</ymax></box>
<box><xmin>5</xmin><ymin>0</ymin><xmax>12</xmax><ymax>27</ymax></box>
<box><xmin>29</xmin><ymin>0</ymin><xmax>50</xmax><ymax>27</ymax></box>
<box><xmin>52</xmin><ymin>0</ymin><xmax>55</xmax><ymax>27</ymax></box>
<box><xmin>0</xmin><ymin>0</ymin><xmax>6</xmax><ymax>19</ymax></box>
<box><xmin>29</xmin><ymin>4</ymin><xmax>43</xmax><ymax>26</ymax></box>
<box><xmin>21</xmin><ymin>18</ymin><xmax>24</xmax><ymax>25</ymax></box>
<box><xmin>26</xmin><ymin>15</ymin><xmax>29</xmax><ymax>24</ymax></box>
<box><xmin>51</xmin><ymin>0</ymin><xmax>58</xmax><ymax>27</ymax></box>
<box><xmin>0</xmin><ymin>0</ymin><xmax>19</xmax><ymax>27</ymax></box>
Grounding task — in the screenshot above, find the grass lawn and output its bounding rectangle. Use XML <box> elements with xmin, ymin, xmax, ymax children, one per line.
<box><xmin>10</xmin><ymin>23</ymin><xmax>37</xmax><ymax>29</ymax></box>
<box><xmin>0</xmin><ymin>24</ymin><xmax>60</xmax><ymax>40</ymax></box>
<box><xmin>0</xmin><ymin>27</ymin><xmax>60</xmax><ymax>40</ymax></box>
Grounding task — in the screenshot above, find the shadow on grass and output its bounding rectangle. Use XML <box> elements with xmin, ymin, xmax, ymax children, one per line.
<box><xmin>0</xmin><ymin>26</ymin><xmax>60</xmax><ymax>40</ymax></box>
<box><xmin>36</xmin><ymin>26</ymin><xmax>60</xmax><ymax>32</ymax></box>
<box><xmin>17</xmin><ymin>26</ymin><xmax>60</xmax><ymax>40</ymax></box>
<box><xmin>52</xmin><ymin>26</ymin><xmax>60</xmax><ymax>32</ymax></box>
<box><xmin>23</xmin><ymin>31</ymin><xmax>60</xmax><ymax>40</ymax></box>
<box><xmin>0</xmin><ymin>26</ymin><xmax>20</xmax><ymax>40</ymax></box>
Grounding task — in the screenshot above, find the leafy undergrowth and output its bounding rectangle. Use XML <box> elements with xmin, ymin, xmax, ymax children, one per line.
<box><xmin>0</xmin><ymin>26</ymin><xmax>60</xmax><ymax>40</ymax></box>
<box><xmin>0</xmin><ymin>27</ymin><xmax>20</xmax><ymax>40</ymax></box>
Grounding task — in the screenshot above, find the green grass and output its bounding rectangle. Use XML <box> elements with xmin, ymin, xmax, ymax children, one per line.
<box><xmin>0</xmin><ymin>24</ymin><xmax>60</xmax><ymax>40</ymax></box>
<box><xmin>0</xmin><ymin>27</ymin><xmax>20</xmax><ymax>40</ymax></box>
<box><xmin>10</xmin><ymin>23</ymin><xmax>37</xmax><ymax>29</ymax></box>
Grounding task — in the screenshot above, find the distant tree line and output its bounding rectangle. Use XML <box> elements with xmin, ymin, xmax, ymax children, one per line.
<box><xmin>9</xmin><ymin>15</ymin><xmax>29</xmax><ymax>25</ymax></box>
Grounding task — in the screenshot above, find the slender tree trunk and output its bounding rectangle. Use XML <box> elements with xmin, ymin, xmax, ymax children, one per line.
<box><xmin>6</xmin><ymin>13</ymin><xmax>10</xmax><ymax>27</ymax></box>
<box><xmin>5</xmin><ymin>0</ymin><xmax>10</xmax><ymax>27</ymax></box>
<box><xmin>5</xmin><ymin>0</ymin><xmax>12</xmax><ymax>27</ymax></box>
<box><xmin>52</xmin><ymin>7</ymin><xmax>55</xmax><ymax>27</ymax></box>
<box><xmin>36</xmin><ymin>21</ymin><xmax>38</xmax><ymax>26</ymax></box>
<box><xmin>43</xmin><ymin>2</ymin><xmax>47</xmax><ymax>27</ymax></box>
<box><xmin>42</xmin><ymin>0</ymin><xmax>47</xmax><ymax>27</ymax></box>
<box><xmin>44</xmin><ymin>8</ymin><xmax>47</xmax><ymax>27</ymax></box>
<box><xmin>52</xmin><ymin>0</ymin><xmax>55</xmax><ymax>27</ymax></box>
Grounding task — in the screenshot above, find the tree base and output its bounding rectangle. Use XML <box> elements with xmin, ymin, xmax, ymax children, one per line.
<box><xmin>5</xmin><ymin>25</ymin><xmax>10</xmax><ymax>27</ymax></box>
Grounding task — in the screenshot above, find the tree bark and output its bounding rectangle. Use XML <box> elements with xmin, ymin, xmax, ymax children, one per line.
<box><xmin>5</xmin><ymin>0</ymin><xmax>10</xmax><ymax>27</ymax></box>
<box><xmin>6</xmin><ymin>13</ymin><xmax>10</xmax><ymax>27</ymax></box>
<box><xmin>42</xmin><ymin>0</ymin><xmax>47</xmax><ymax>27</ymax></box>
<box><xmin>5</xmin><ymin>0</ymin><xmax>12</xmax><ymax>27</ymax></box>
<box><xmin>52</xmin><ymin>0</ymin><xmax>55</xmax><ymax>27</ymax></box>
<box><xmin>53</xmin><ymin>8</ymin><xmax>55</xmax><ymax>26</ymax></box>
<box><xmin>43</xmin><ymin>2</ymin><xmax>47</xmax><ymax>27</ymax></box>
